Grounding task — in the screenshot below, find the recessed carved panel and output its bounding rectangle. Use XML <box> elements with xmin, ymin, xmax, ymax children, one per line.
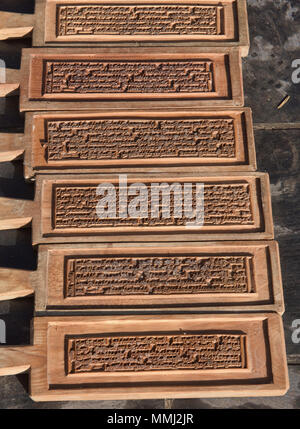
<box><xmin>44</xmin><ymin>118</ymin><xmax>236</xmax><ymax>162</ymax></box>
<box><xmin>57</xmin><ymin>5</ymin><xmax>222</xmax><ymax>37</ymax></box>
<box><xmin>22</xmin><ymin>48</ymin><xmax>242</xmax><ymax>110</ymax></box>
<box><xmin>53</xmin><ymin>183</ymin><xmax>253</xmax><ymax>229</ymax></box>
<box><xmin>65</xmin><ymin>255</ymin><xmax>252</xmax><ymax>297</ymax></box>
<box><xmin>67</xmin><ymin>333</ymin><xmax>246</xmax><ymax>373</ymax></box>
<box><xmin>44</xmin><ymin>60</ymin><xmax>214</xmax><ymax>94</ymax></box>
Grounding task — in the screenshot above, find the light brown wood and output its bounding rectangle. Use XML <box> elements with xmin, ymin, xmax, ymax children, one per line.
<box><xmin>0</xmin><ymin>313</ymin><xmax>288</xmax><ymax>401</ymax></box>
<box><xmin>31</xmin><ymin>0</ymin><xmax>250</xmax><ymax>55</ymax></box>
<box><xmin>0</xmin><ymin>346</ymin><xmax>35</xmax><ymax>376</ymax></box>
<box><xmin>0</xmin><ymin>241</ymin><xmax>283</xmax><ymax>313</ymax></box>
<box><xmin>0</xmin><ymin>11</ymin><xmax>34</xmax><ymax>40</ymax></box>
<box><xmin>0</xmin><ymin>84</ymin><xmax>19</xmax><ymax>97</ymax></box>
<box><xmin>20</xmin><ymin>47</ymin><xmax>244</xmax><ymax>112</ymax></box>
<box><xmin>0</xmin><ymin>27</ymin><xmax>33</xmax><ymax>41</ymax></box>
<box><xmin>0</xmin><ymin>269</ymin><xmax>33</xmax><ymax>301</ymax></box>
<box><xmin>0</xmin><ymin>133</ymin><xmax>24</xmax><ymax>162</ymax></box>
<box><xmin>0</xmin><ymin>198</ymin><xmax>32</xmax><ymax>230</ymax></box>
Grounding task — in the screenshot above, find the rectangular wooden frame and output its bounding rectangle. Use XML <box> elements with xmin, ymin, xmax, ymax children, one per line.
<box><xmin>29</xmin><ymin>241</ymin><xmax>284</xmax><ymax>314</ymax></box>
<box><xmin>22</xmin><ymin>108</ymin><xmax>256</xmax><ymax>178</ymax></box>
<box><xmin>21</xmin><ymin>313</ymin><xmax>287</xmax><ymax>400</ymax></box>
<box><xmin>32</xmin><ymin>0</ymin><xmax>249</xmax><ymax>55</ymax></box>
<box><xmin>20</xmin><ymin>47</ymin><xmax>244</xmax><ymax>112</ymax></box>
<box><xmin>30</xmin><ymin>172</ymin><xmax>273</xmax><ymax>244</ymax></box>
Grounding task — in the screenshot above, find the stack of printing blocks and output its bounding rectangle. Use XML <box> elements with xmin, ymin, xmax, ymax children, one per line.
<box><xmin>0</xmin><ymin>0</ymin><xmax>289</xmax><ymax>401</ymax></box>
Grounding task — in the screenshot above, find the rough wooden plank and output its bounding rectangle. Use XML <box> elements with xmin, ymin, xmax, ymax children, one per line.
<box><xmin>19</xmin><ymin>47</ymin><xmax>244</xmax><ymax>111</ymax></box>
<box><xmin>31</xmin><ymin>0</ymin><xmax>249</xmax><ymax>55</ymax></box>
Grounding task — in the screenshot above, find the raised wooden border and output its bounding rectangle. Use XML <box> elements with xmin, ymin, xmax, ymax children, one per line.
<box><xmin>32</xmin><ymin>0</ymin><xmax>249</xmax><ymax>56</ymax></box>
<box><xmin>30</xmin><ymin>172</ymin><xmax>274</xmax><ymax>244</ymax></box>
<box><xmin>24</xmin><ymin>313</ymin><xmax>287</xmax><ymax>400</ymax></box>
<box><xmin>29</xmin><ymin>241</ymin><xmax>284</xmax><ymax>314</ymax></box>
<box><xmin>19</xmin><ymin>47</ymin><xmax>244</xmax><ymax>112</ymax></box>
<box><xmin>22</xmin><ymin>108</ymin><xmax>256</xmax><ymax>177</ymax></box>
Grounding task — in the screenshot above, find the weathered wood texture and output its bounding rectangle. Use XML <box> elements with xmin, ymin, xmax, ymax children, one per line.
<box><xmin>19</xmin><ymin>47</ymin><xmax>244</xmax><ymax>111</ymax></box>
<box><xmin>0</xmin><ymin>241</ymin><xmax>284</xmax><ymax>314</ymax></box>
<box><xmin>31</xmin><ymin>0</ymin><xmax>249</xmax><ymax>55</ymax></box>
<box><xmin>0</xmin><ymin>108</ymin><xmax>257</xmax><ymax>175</ymax></box>
<box><xmin>0</xmin><ymin>313</ymin><xmax>289</xmax><ymax>400</ymax></box>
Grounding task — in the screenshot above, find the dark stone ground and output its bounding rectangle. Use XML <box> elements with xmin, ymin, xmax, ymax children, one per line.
<box><xmin>0</xmin><ymin>0</ymin><xmax>299</xmax><ymax>408</ymax></box>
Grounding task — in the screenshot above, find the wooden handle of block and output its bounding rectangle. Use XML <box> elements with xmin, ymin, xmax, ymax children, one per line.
<box><xmin>0</xmin><ymin>84</ymin><xmax>19</xmax><ymax>97</ymax></box>
<box><xmin>0</xmin><ymin>69</ymin><xmax>21</xmax><ymax>97</ymax></box>
<box><xmin>0</xmin><ymin>346</ymin><xmax>43</xmax><ymax>376</ymax></box>
<box><xmin>0</xmin><ymin>12</ymin><xmax>34</xmax><ymax>41</ymax></box>
<box><xmin>0</xmin><ymin>269</ymin><xmax>34</xmax><ymax>301</ymax></box>
<box><xmin>0</xmin><ymin>198</ymin><xmax>33</xmax><ymax>230</ymax></box>
<box><xmin>0</xmin><ymin>133</ymin><xmax>24</xmax><ymax>162</ymax></box>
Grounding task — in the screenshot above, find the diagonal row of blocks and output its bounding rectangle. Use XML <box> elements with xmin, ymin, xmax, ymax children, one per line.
<box><xmin>0</xmin><ymin>0</ymin><xmax>289</xmax><ymax>401</ymax></box>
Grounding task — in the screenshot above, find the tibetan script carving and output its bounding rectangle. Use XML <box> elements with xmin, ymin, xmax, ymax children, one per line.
<box><xmin>44</xmin><ymin>61</ymin><xmax>214</xmax><ymax>94</ymax></box>
<box><xmin>44</xmin><ymin>118</ymin><xmax>236</xmax><ymax>161</ymax></box>
<box><xmin>57</xmin><ymin>5</ymin><xmax>222</xmax><ymax>37</ymax></box>
<box><xmin>67</xmin><ymin>334</ymin><xmax>246</xmax><ymax>373</ymax></box>
<box><xmin>65</xmin><ymin>255</ymin><xmax>253</xmax><ymax>297</ymax></box>
<box><xmin>53</xmin><ymin>183</ymin><xmax>254</xmax><ymax>229</ymax></box>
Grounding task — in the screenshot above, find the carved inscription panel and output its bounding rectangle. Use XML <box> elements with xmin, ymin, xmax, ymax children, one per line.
<box><xmin>44</xmin><ymin>60</ymin><xmax>214</xmax><ymax>94</ymax></box>
<box><xmin>53</xmin><ymin>182</ymin><xmax>254</xmax><ymax>229</ymax></box>
<box><xmin>65</xmin><ymin>255</ymin><xmax>253</xmax><ymax>297</ymax></box>
<box><xmin>43</xmin><ymin>118</ymin><xmax>236</xmax><ymax>162</ymax></box>
<box><xmin>67</xmin><ymin>333</ymin><xmax>246</xmax><ymax>373</ymax></box>
<box><xmin>57</xmin><ymin>5</ymin><xmax>223</xmax><ymax>37</ymax></box>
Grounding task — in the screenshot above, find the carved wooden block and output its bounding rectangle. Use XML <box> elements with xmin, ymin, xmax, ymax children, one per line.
<box><xmin>19</xmin><ymin>47</ymin><xmax>244</xmax><ymax>111</ymax></box>
<box><xmin>0</xmin><ymin>108</ymin><xmax>256</xmax><ymax>176</ymax></box>
<box><xmin>0</xmin><ymin>241</ymin><xmax>284</xmax><ymax>314</ymax></box>
<box><xmin>0</xmin><ymin>1</ymin><xmax>249</xmax><ymax>55</ymax></box>
<box><xmin>0</xmin><ymin>172</ymin><xmax>274</xmax><ymax>243</ymax></box>
<box><xmin>0</xmin><ymin>313</ymin><xmax>289</xmax><ymax>400</ymax></box>
<box><xmin>32</xmin><ymin>0</ymin><xmax>249</xmax><ymax>55</ymax></box>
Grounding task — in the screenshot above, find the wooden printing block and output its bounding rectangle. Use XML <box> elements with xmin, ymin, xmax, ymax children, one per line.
<box><xmin>0</xmin><ymin>108</ymin><xmax>256</xmax><ymax>176</ymax></box>
<box><xmin>0</xmin><ymin>172</ymin><xmax>274</xmax><ymax>244</ymax></box>
<box><xmin>0</xmin><ymin>1</ymin><xmax>250</xmax><ymax>56</ymax></box>
<box><xmin>0</xmin><ymin>241</ymin><xmax>284</xmax><ymax>314</ymax></box>
<box><xmin>17</xmin><ymin>47</ymin><xmax>244</xmax><ymax>111</ymax></box>
<box><xmin>0</xmin><ymin>313</ymin><xmax>289</xmax><ymax>400</ymax></box>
